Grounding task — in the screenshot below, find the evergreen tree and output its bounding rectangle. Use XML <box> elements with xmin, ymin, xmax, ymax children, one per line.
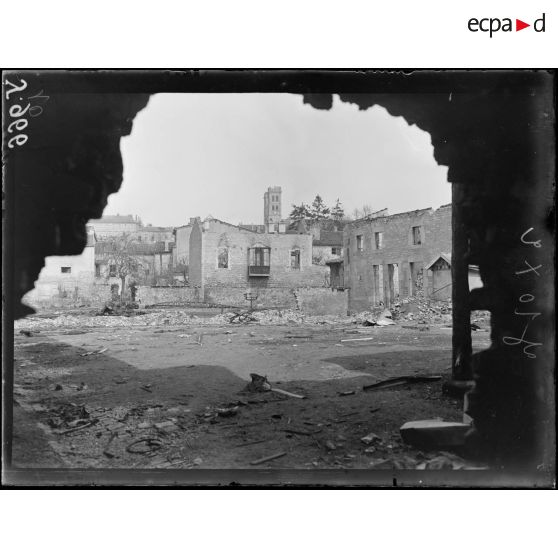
<box><xmin>331</xmin><ymin>198</ymin><xmax>345</xmax><ymax>220</ymax></box>
<box><xmin>289</xmin><ymin>203</ymin><xmax>312</xmax><ymax>223</ymax></box>
<box><xmin>310</xmin><ymin>195</ymin><xmax>330</xmax><ymax>222</ymax></box>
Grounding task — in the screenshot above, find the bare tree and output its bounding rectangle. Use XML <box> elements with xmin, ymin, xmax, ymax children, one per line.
<box><xmin>105</xmin><ymin>236</ymin><xmax>142</xmax><ymax>302</ymax></box>
<box><xmin>351</xmin><ymin>204</ymin><xmax>375</xmax><ymax>220</ymax></box>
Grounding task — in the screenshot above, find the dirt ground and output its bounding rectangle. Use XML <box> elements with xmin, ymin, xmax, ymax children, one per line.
<box><xmin>11</xmin><ymin>309</ymin><xmax>492</xmax><ymax>471</ymax></box>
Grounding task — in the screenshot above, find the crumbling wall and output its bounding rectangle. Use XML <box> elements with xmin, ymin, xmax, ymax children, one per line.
<box><xmin>295</xmin><ymin>287</ymin><xmax>348</xmax><ymax>316</ymax></box>
<box><xmin>204</xmin><ymin>286</ymin><xmax>296</xmax><ymax>309</ymax></box>
<box><xmin>345</xmin><ymin>205</ymin><xmax>452</xmax><ymax>312</ymax></box>
<box><xmin>23</xmin><ymin>284</ymin><xmax>202</xmax><ymax>309</ymax></box>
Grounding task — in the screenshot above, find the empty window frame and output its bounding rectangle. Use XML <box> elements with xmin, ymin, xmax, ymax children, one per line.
<box><xmin>374</xmin><ymin>232</ymin><xmax>384</xmax><ymax>249</ymax></box>
<box><xmin>356</xmin><ymin>235</ymin><xmax>363</xmax><ymax>251</ymax></box>
<box><xmin>218</xmin><ymin>247</ymin><xmax>229</xmax><ymax>269</ymax></box>
<box><xmin>290</xmin><ymin>249</ymin><xmax>301</xmax><ymax>269</ymax></box>
<box><xmin>249</xmin><ymin>247</ymin><xmax>270</xmax><ymax>267</ymax></box>
<box><xmin>412</xmin><ymin>226</ymin><xmax>422</xmax><ymax>245</ymax></box>
<box><xmin>60</xmin><ymin>267</ymin><xmax>71</xmax><ymax>274</ymax></box>
<box><xmin>331</xmin><ymin>247</ymin><xmax>341</xmax><ymax>256</ymax></box>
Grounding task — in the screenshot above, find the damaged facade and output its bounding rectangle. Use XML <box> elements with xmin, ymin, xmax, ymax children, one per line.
<box><xmin>344</xmin><ymin>204</ymin><xmax>452</xmax><ymax>312</ymax></box>
<box><xmin>23</xmin><ymin>227</ymin><xmax>97</xmax><ymax>306</ymax></box>
<box><xmin>188</xmin><ymin>217</ymin><xmax>327</xmax><ymax>301</ymax></box>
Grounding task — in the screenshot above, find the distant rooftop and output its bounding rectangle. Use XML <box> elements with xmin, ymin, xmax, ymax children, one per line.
<box><xmin>141</xmin><ymin>226</ymin><xmax>174</xmax><ymax>232</ymax></box>
<box><xmin>96</xmin><ymin>240</ymin><xmax>170</xmax><ymax>255</ymax></box>
<box><xmin>90</xmin><ymin>214</ymin><xmax>140</xmax><ymax>224</ymax></box>
<box><xmin>313</xmin><ymin>231</ymin><xmax>344</xmax><ymax>247</ymax></box>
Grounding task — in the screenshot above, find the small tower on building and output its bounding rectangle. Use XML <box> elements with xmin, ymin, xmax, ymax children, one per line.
<box><xmin>263</xmin><ymin>186</ymin><xmax>282</xmax><ymax>232</ymax></box>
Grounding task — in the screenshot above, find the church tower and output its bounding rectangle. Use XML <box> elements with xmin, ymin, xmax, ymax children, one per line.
<box><xmin>263</xmin><ymin>186</ymin><xmax>282</xmax><ymax>232</ymax></box>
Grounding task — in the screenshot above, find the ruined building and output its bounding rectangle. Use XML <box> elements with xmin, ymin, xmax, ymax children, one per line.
<box><xmin>6</xmin><ymin>71</ymin><xmax>554</xmax><ymax>475</ymax></box>
<box><xmin>344</xmin><ymin>205</ymin><xmax>452</xmax><ymax>312</ymax></box>
<box><xmin>188</xmin><ymin>217</ymin><xmax>326</xmax><ymax>304</ymax></box>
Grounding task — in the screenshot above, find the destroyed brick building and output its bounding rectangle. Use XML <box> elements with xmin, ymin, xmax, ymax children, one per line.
<box><xmin>188</xmin><ymin>217</ymin><xmax>327</xmax><ymax>305</ymax></box>
<box><xmin>344</xmin><ymin>204</ymin><xmax>452</xmax><ymax>312</ymax></box>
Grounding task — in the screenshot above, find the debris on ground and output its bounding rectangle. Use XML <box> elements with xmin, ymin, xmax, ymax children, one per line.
<box><xmin>249</xmin><ymin>451</ymin><xmax>287</xmax><ymax>466</ymax></box>
<box><xmin>360</xmin><ymin>432</ymin><xmax>382</xmax><ymax>445</ymax></box>
<box><xmin>217</xmin><ymin>406</ymin><xmax>239</xmax><ymax>418</ymax></box>
<box><xmin>243</xmin><ymin>373</ymin><xmax>271</xmax><ymax>393</ymax></box>
<box><xmin>46</xmin><ymin>403</ymin><xmax>90</xmax><ymax>429</ymax></box>
<box><xmin>363</xmin><ymin>375</ymin><xmax>442</xmax><ymax>391</ymax></box>
<box><xmin>376</xmin><ymin>317</ymin><xmax>395</xmax><ymax>326</ymax></box>
<box><xmin>241</xmin><ymin>373</ymin><xmax>306</xmax><ymax>399</ymax></box>
<box><xmin>98</xmin><ymin>301</ymin><xmax>144</xmax><ymax>317</ymax></box>
<box><xmin>229</xmin><ymin>310</ymin><xmax>257</xmax><ymax>324</ymax></box>
<box><xmin>103</xmin><ymin>432</ymin><xmax>119</xmax><ymax>458</ymax></box>
<box><xmin>81</xmin><ymin>347</ymin><xmax>108</xmax><ymax>356</ymax></box>
<box><xmin>19</xmin><ymin>330</ymin><xmax>32</xmax><ymax>337</ymax></box>
<box><xmin>270</xmin><ymin>387</ymin><xmax>306</xmax><ymax>399</ymax></box>
<box><xmin>126</xmin><ymin>438</ymin><xmax>163</xmax><ymax>455</ymax></box>
<box><xmin>399</xmin><ymin>420</ymin><xmax>471</xmax><ymax>448</ymax></box>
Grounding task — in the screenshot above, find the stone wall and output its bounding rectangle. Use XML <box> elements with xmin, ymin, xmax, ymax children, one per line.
<box><xmin>205</xmin><ymin>286</ymin><xmax>348</xmax><ymax>315</ymax></box>
<box><xmin>204</xmin><ymin>286</ymin><xmax>295</xmax><ymax>309</ymax></box>
<box><xmin>295</xmin><ymin>287</ymin><xmax>348</xmax><ymax>316</ymax></box>
<box><xmin>23</xmin><ymin>284</ymin><xmax>202</xmax><ymax>309</ymax></box>
<box><xmin>23</xmin><ymin>282</ymin><xmax>347</xmax><ymax>316</ymax></box>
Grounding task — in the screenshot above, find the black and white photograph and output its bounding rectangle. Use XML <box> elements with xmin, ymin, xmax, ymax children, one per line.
<box><xmin>2</xmin><ymin>70</ymin><xmax>555</xmax><ymax>487</ymax></box>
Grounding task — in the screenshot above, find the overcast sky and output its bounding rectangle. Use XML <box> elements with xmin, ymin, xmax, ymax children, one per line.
<box><xmin>106</xmin><ymin>93</ymin><xmax>450</xmax><ymax>227</ymax></box>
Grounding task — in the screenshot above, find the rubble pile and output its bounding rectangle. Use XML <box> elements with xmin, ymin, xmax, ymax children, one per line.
<box><xmin>15</xmin><ymin>302</ymin><xmax>490</xmax><ymax>332</ymax></box>
<box><xmin>393</xmin><ymin>296</ymin><xmax>452</xmax><ymax>325</ymax></box>
<box><xmin>97</xmin><ymin>301</ymin><xmax>144</xmax><ymax>317</ymax></box>
<box><xmin>209</xmin><ymin>309</ymin><xmax>354</xmax><ymax>326</ymax></box>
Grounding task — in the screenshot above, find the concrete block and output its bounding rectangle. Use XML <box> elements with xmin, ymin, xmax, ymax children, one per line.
<box><xmin>400</xmin><ymin>420</ymin><xmax>470</xmax><ymax>448</ymax></box>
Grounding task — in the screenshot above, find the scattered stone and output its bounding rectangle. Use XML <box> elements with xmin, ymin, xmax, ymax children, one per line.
<box><xmin>155</xmin><ymin>421</ymin><xmax>177</xmax><ymax>429</ymax></box>
<box><xmin>324</xmin><ymin>440</ymin><xmax>336</xmax><ymax>451</ymax></box>
<box><xmin>217</xmin><ymin>406</ymin><xmax>239</xmax><ymax>418</ymax></box>
<box><xmin>368</xmin><ymin>458</ymin><xmax>391</xmax><ymax>468</ymax></box>
<box><xmin>361</xmin><ymin>432</ymin><xmax>381</xmax><ymax>445</ymax></box>
<box><xmin>249</xmin><ymin>452</ymin><xmax>286</xmax><ymax>466</ymax></box>
<box><xmin>399</xmin><ymin>420</ymin><xmax>470</xmax><ymax>448</ymax></box>
<box><xmin>376</xmin><ymin>318</ymin><xmax>395</xmax><ymax>326</ymax></box>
